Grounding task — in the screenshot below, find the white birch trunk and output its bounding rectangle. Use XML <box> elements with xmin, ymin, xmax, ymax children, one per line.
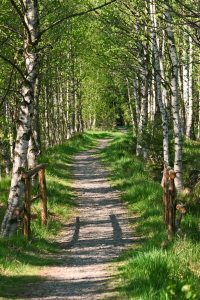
<box><xmin>133</xmin><ymin>75</ymin><xmax>140</xmax><ymax>128</ymax></box>
<box><xmin>150</xmin><ymin>0</ymin><xmax>169</xmax><ymax>166</ymax></box>
<box><xmin>178</xmin><ymin>66</ymin><xmax>186</xmax><ymax>135</ymax></box>
<box><xmin>158</xmin><ymin>28</ymin><xmax>170</xmax><ymax>124</ymax></box>
<box><xmin>165</xmin><ymin>1</ymin><xmax>184</xmax><ymax>192</ymax></box>
<box><xmin>182</xmin><ymin>33</ymin><xmax>189</xmax><ymax>131</ymax></box>
<box><xmin>136</xmin><ymin>19</ymin><xmax>148</xmax><ymax>157</ymax></box>
<box><xmin>27</xmin><ymin>76</ymin><xmax>41</xmax><ymax>186</ymax></box>
<box><xmin>54</xmin><ymin>74</ymin><xmax>60</xmax><ymax>145</ymax></box>
<box><xmin>27</xmin><ymin>134</ymin><xmax>38</xmax><ymax>186</ymax></box>
<box><xmin>66</xmin><ymin>77</ymin><xmax>71</xmax><ymax>140</ymax></box>
<box><xmin>1</xmin><ymin>0</ymin><xmax>39</xmax><ymax>237</ymax></box>
<box><xmin>186</xmin><ymin>36</ymin><xmax>193</xmax><ymax>140</ymax></box>
<box><xmin>151</xmin><ymin>67</ymin><xmax>156</xmax><ymax>122</ymax></box>
<box><xmin>198</xmin><ymin>61</ymin><xmax>200</xmax><ymax>140</ymax></box>
<box><xmin>59</xmin><ymin>76</ymin><xmax>66</xmax><ymax>142</ymax></box>
<box><xmin>70</xmin><ymin>28</ymin><xmax>75</xmax><ymax>137</ymax></box>
<box><xmin>45</xmin><ymin>85</ymin><xmax>50</xmax><ymax>148</ymax></box>
<box><xmin>32</xmin><ymin>76</ymin><xmax>41</xmax><ymax>153</ymax></box>
<box><xmin>126</xmin><ymin>76</ymin><xmax>136</xmax><ymax>136</ymax></box>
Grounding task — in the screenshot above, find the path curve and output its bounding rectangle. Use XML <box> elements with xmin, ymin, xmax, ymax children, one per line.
<box><xmin>18</xmin><ymin>135</ymin><xmax>138</xmax><ymax>300</ymax></box>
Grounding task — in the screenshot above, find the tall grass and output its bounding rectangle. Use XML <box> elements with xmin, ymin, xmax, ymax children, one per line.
<box><xmin>0</xmin><ymin>130</ymin><xmax>116</xmax><ymax>298</ymax></box>
<box><xmin>98</xmin><ymin>130</ymin><xmax>200</xmax><ymax>300</ymax></box>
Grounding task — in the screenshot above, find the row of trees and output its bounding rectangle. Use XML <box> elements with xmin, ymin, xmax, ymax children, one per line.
<box><xmin>0</xmin><ymin>0</ymin><xmax>200</xmax><ymax>236</ymax></box>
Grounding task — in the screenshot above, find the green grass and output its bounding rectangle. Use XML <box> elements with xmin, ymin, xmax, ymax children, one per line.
<box><xmin>98</xmin><ymin>131</ymin><xmax>200</xmax><ymax>300</ymax></box>
<box><xmin>1</xmin><ymin>128</ymin><xmax>199</xmax><ymax>299</ymax></box>
<box><xmin>0</xmin><ymin>130</ymin><xmax>117</xmax><ymax>298</ymax></box>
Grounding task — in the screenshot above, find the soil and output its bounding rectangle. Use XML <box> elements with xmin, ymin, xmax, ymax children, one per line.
<box><xmin>16</xmin><ymin>131</ymin><xmax>138</xmax><ymax>300</ymax></box>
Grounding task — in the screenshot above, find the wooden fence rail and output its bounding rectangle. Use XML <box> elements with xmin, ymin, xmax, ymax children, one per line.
<box><xmin>22</xmin><ymin>163</ymin><xmax>49</xmax><ymax>239</ymax></box>
<box><xmin>163</xmin><ymin>164</ymin><xmax>176</xmax><ymax>238</ymax></box>
<box><xmin>163</xmin><ymin>164</ymin><xmax>187</xmax><ymax>239</ymax></box>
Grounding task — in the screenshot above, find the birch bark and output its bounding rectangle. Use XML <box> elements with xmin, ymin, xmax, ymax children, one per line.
<box><xmin>1</xmin><ymin>0</ymin><xmax>39</xmax><ymax>237</ymax></box>
<box><xmin>126</xmin><ymin>76</ymin><xmax>136</xmax><ymax>136</ymax></box>
<box><xmin>54</xmin><ymin>71</ymin><xmax>60</xmax><ymax>145</ymax></box>
<box><xmin>66</xmin><ymin>76</ymin><xmax>71</xmax><ymax>140</ymax></box>
<box><xmin>133</xmin><ymin>73</ymin><xmax>140</xmax><ymax>128</ymax></box>
<box><xmin>27</xmin><ymin>75</ymin><xmax>41</xmax><ymax>186</ymax></box>
<box><xmin>178</xmin><ymin>65</ymin><xmax>186</xmax><ymax>135</ymax></box>
<box><xmin>165</xmin><ymin>1</ymin><xmax>184</xmax><ymax>192</ymax></box>
<box><xmin>45</xmin><ymin>85</ymin><xmax>50</xmax><ymax>148</ymax></box>
<box><xmin>70</xmin><ymin>28</ymin><xmax>75</xmax><ymax>137</ymax></box>
<box><xmin>186</xmin><ymin>36</ymin><xmax>194</xmax><ymax>140</ymax></box>
<box><xmin>150</xmin><ymin>0</ymin><xmax>169</xmax><ymax>166</ymax></box>
<box><xmin>182</xmin><ymin>32</ymin><xmax>189</xmax><ymax>132</ymax></box>
<box><xmin>198</xmin><ymin>61</ymin><xmax>200</xmax><ymax>141</ymax></box>
<box><xmin>136</xmin><ymin>18</ymin><xmax>149</xmax><ymax>157</ymax></box>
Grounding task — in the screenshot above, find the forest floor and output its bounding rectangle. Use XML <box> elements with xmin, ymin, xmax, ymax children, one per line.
<box><xmin>15</xmin><ymin>130</ymin><xmax>138</xmax><ymax>299</ymax></box>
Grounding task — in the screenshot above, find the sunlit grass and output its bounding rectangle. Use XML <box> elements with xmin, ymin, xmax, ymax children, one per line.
<box><xmin>98</xmin><ymin>131</ymin><xmax>200</xmax><ymax>300</ymax></box>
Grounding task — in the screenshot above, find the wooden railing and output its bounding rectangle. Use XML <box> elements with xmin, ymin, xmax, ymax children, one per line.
<box><xmin>163</xmin><ymin>164</ymin><xmax>186</xmax><ymax>239</ymax></box>
<box><xmin>14</xmin><ymin>163</ymin><xmax>49</xmax><ymax>239</ymax></box>
<box><xmin>163</xmin><ymin>164</ymin><xmax>176</xmax><ymax>238</ymax></box>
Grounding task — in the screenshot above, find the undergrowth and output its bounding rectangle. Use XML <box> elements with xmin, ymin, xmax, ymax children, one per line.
<box><xmin>0</xmin><ymin>130</ymin><xmax>116</xmax><ymax>298</ymax></box>
<box><xmin>98</xmin><ymin>129</ymin><xmax>200</xmax><ymax>300</ymax></box>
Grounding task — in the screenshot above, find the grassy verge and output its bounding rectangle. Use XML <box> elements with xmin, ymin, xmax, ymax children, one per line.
<box><xmin>98</xmin><ymin>130</ymin><xmax>200</xmax><ymax>300</ymax></box>
<box><xmin>0</xmin><ymin>130</ymin><xmax>116</xmax><ymax>298</ymax></box>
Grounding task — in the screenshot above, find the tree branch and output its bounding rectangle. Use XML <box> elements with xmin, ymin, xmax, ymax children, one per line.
<box><xmin>0</xmin><ymin>66</ymin><xmax>14</xmax><ymax>109</ymax></box>
<box><xmin>9</xmin><ymin>0</ymin><xmax>32</xmax><ymax>44</ymax></box>
<box><xmin>0</xmin><ymin>54</ymin><xmax>25</xmax><ymax>81</ymax></box>
<box><xmin>0</xmin><ymin>25</ymin><xmax>24</xmax><ymax>39</ymax></box>
<box><xmin>40</xmin><ymin>0</ymin><xmax>117</xmax><ymax>37</ymax></box>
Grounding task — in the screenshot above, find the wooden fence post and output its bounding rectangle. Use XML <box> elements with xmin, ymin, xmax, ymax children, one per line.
<box><xmin>39</xmin><ymin>168</ymin><xmax>48</xmax><ymax>225</ymax></box>
<box><xmin>24</xmin><ymin>177</ymin><xmax>32</xmax><ymax>239</ymax></box>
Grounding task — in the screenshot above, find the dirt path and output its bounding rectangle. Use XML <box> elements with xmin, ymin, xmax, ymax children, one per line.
<box><xmin>18</xmin><ymin>135</ymin><xmax>138</xmax><ymax>300</ymax></box>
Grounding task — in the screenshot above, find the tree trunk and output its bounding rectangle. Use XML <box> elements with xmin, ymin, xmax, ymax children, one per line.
<box><xmin>27</xmin><ymin>134</ymin><xmax>38</xmax><ymax>186</ymax></box>
<box><xmin>198</xmin><ymin>62</ymin><xmax>200</xmax><ymax>141</ymax></box>
<box><xmin>27</xmin><ymin>75</ymin><xmax>41</xmax><ymax>186</ymax></box>
<box><xmin>54</xmin><ymin>71</ymin><xmax>60</xmax><ymax>145</ymax></box>
<box><xmin>66</xmin><ymin>76</ymin><xmax>71</xmax><ymax>139</ymax></box>
<box><xmin>45</xmin><ymin>85</ymin><xmax>50</xmax><ymax>148</ymax></box>
<box><xmin>136</xmin><ymin>18</ymin><xmax>149</xmax><ymax>157</ymax></box>
<box><xmin>126</xmin><ymin>76</ymin><xmax>136</xmax><ymax>136</ymax></box>
<box><xmin>70</xmin><ymin>28</ymin><xmax>75</xmax><ymax>137</ymax></box>
<box><xmin>0</xmin><ymin>138</ymin><xmax>11</xmax><ymax>177</ymax></box>
<box><xmin>165</xmin><ymin>1</ymin><xmax>184</xmax><ymax>192</ymax></box>
<box><xmin>178</xmin><ymin>65</ymin><xmax>186</xmax><ymax>135</ymax></box>
<box><xmin>150</xmin><ymin>0</ymin><xmax>169</xmax><ymax>166</ymax></box>
<box><xmin>182</xmin><ymin>32</ymin><xmax>188</xmax><ymax>134</ymax></box>
<box><xmin>133</xmin><ymin>73</ymin><xmax>140</xmax><ymax>129</ymax></box>
<box><xmin>186</xmin><ymin>36</ymin><xmax>194</xmax><ymax>140</ymax></box>
<box><xmin>32</xmin><ymin>76</ymin><xmax>41</xmax><ymax>154</ymax></box>
<box><xmin>1</xmin><ymin>0</ymin><xmax>39</xmax><ymax>237</ymax></box>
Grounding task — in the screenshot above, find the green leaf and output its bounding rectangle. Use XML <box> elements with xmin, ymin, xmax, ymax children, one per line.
<box><xmin>186</xmin><ymin>291</ymin><xmax>192</xmax><ymax>299</ymax></box>
<box><xmin>181</xmin><ymin>285</ymin><xmax>190</xmax><ymax>292</ymax></box>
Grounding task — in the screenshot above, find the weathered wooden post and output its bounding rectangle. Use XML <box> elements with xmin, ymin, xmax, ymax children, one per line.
<box><xmin>39</xmin><ymin>168</ymin><xmax>48</xmax><ymax>225</ymax></box>
<box><xmin>24</xmin><ymin>177</ymin><xmax>32</xmax><ymax>239</ymax></box>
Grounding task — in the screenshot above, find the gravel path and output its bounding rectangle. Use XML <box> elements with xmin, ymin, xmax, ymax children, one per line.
<box><xmin>17</xmin><ymin>134</ymin><xmax>138</xmax><ymax>300</ymax></box>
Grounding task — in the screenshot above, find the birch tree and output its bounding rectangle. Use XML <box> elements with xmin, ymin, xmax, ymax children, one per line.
<box><xmin>165</xmin><ymin>0</ymin><xmax>184</xmax><ymax>192</ymax></box>
<box><xmin>186</xmin><ymin>35</ymin><xmax>194</xmax><ymax>140</ymax></box>
<box><xmin>1</xmin><ymin>0</ymin><xmax>117</xmax><ymax>237</ymax></box>
<box><xmin>150</xmin><ymin>0</ymin><xmax>169</xmax><ymax>166</ymax></box>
